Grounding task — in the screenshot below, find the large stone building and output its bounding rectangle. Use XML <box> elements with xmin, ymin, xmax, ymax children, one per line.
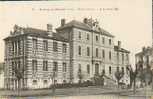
<box><xmin>4</xmin><ymin>18</ymin><xmax>130</xmax><ymax>89</ymax></box>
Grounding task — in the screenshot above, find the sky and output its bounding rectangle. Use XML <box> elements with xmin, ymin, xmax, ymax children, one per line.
<box><xmin>0</xmin><ymin>0</ymin><xmax>152</xmax><ymax>66</ymax></box>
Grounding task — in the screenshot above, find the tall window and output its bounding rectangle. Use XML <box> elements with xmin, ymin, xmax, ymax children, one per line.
<box><xmin>87</xmin><ymin>64</ymin><xmax>90</xmax><ymax>74</ymax></box>
<box><xmin>87</xmin><ymin>33</ymin><xmax>90</xmax><ymax>40</ymax></box>
<box><xmin>12</xmin><ymin>42</ymin><xmax>14</xmax><ymax>55</ymax></box>
<box><xmin>96</xmin><ymin>35</ymin><xmax>99</xmax><ymax>42</ymax></box>
<box><xmin>62</xmin><ymin>43</ymin><xmax>67</xmax><ymax>53</ymax></box>
<box><xmin>43</xmin><ymin>61</ymin><xmax>48</xmax><ymax>71</ymax></box>
<box><xmin>109</xmin><ymin>39</ymin><xmax>111</xmax><ymax>45</ymax></box>
<box><xmin>18</xmin><ymin>41</ymin><xmax>21</xmax><ymax>55</ymax></box>
<box><xmin>79</xmin><ymin>32</ymin><xmax>81</xmax><ymax>39</ymax></box>
<box><xmin>96</xmin><ymin>48</ymin><xmax>98</xmax><ymax>57</ymax></box>
<box><xmin>117</xmin><ymin>66</ymin><xmax>119</xmax><ymax>71</ymax></box>
<box><xmin>15</xmin><ymin>41</ymin><xmax>17</xmax><ymax>55</ymax></box>
<box><xmin>78</xmin><ymin>46</ymin><xmax>81</xmax><ymax>55</ymax></box>
<box><xmin>32</xmin><ymin>38</ymin><xmax>37</xmax><ymax>50</ymax></box>
<box><xmin>53</xmin><ymin>42</ymin><xmax>58</xmax><ymax>52</ymax></box>
<box><xmin>32</xmin><ymin>60</ymin><xmax>37</xmax><ymax>72</ymax></box>
<box><xmin>122</xmin><ymin>53</ymin><xmax>124</xmax><ymax>64</ymax></box>
<box><xmin>109</xmin><ymin>66</ymin><xmax>111</xmax><ymax>74</ymax></box>
<box><xmin>102</xmin><ymin>49</ymin><xmax>105</xmax><ymax>58</ymax></box>
<box><xmin>87</xmin><ymin>47</ymin><xmax>90</xmax><ymax>56</ymax></box>
<box><xmin>109</xmin><ymin>51</ymin><xmax>111</xmax><ymax>60</ymax></box>
<box><xmin>121</xmin><ymin>67</ymin><xmax>124</xmax><ymax>73</ymax></box>
<box><xmin>43</xmin><ymin>40</ymin><xmax>48</xmax><ymax>51</ymax></box>
<box><xmin>95</xmin><ymin>64</ymin><xmax>99</xmax><ymax>75</ymax></box>
<box><xmin>53</xmin><ymin>62</ymin><xmax>58</xmax><ymax>72</ymax></box>
<box><xmin>102</xmin><ymin>37</ymin><xmax>105</xmax><ymax>44</ymax></box>
<box><xmin>78</xmin><ymin>64</ymin><xmax>81</xmax><ymax>72</ymax></box>
<box><xmin>63</xmin><ymin>62</ymin><xmax>67</xmax><ymax>72</ymax></box>
<box><xmin>126</xmin><ymin>54</ymin><xmax>129</xmax><ymax>60</ymax></box>
<box><xmin>12</xmin><ymin>62</ymin><xmax>14</xmax><ymax>76</ymax></box>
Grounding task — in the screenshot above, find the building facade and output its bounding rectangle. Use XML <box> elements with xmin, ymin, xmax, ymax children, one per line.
<box><xmin>4</xmin><ymin>25</ymin><xmax>70</xmax><ymax>89</ymax></box>
<box><xmin>135</xmin><ymin>47</ymin><xmax>153</xmax><ymax>69</ymax></box>
<box><xmin>4</xmin><ymin>18</ymin><xmax>130</xmax><ymax>89</ymax></box>
<box><xmin>114</xmin><ymin>41</ymin><xmax>130</xmax><ymax>85</ymax></box>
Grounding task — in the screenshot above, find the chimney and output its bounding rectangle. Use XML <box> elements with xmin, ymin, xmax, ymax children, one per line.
<box><xmin>83</xmin><ymin>18</ymin><xmax>88</xmax><ymax>24</ymax></box>
<box><xmin>118</xmin><ymin>41</ymin><xmax>121</xmax><ymax>49</ymax></box>
<box><xmin>47</xmin><ymin>24</ymin><xmax>53</xmax><ymax>36</ymax></box>
<box><xmin>61</xmin><ymin>19</ymin><xmax>66</xmax><ymax>26</ymax></box>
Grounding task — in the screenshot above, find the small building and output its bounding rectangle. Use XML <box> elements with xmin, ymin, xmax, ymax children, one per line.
<box><xmin>114</xmin><ymin>41</ymin><xmax>130</xmax><ymax>85</ymax></box>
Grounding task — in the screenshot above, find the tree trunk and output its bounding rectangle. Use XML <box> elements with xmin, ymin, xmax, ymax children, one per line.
<box><xmin>133</xmin><ymin>78</ymin><xmax>136</xmax><ymax>94</ymax></box>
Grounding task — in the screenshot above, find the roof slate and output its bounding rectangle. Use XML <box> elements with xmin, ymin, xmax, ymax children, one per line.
<box><xmin>114</xmin><ymin>46</ymin><xmax>130</xmax><ymax>53</ymax></box>
<box><xmin>56</xmin><ymin>20</ymin><xmax>114</xmax><ymax>37</ymax></box>
<box><xmin>4</xmin><ymin>27</ymin><xmax>69</xmax><ymax>42</ymax></box>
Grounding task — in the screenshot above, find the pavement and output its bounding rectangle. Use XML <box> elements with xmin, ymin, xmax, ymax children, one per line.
<box><xmin>0</xmin><ymin>86</ymin><xmax>134</xmax><ymax>97</ymax></box>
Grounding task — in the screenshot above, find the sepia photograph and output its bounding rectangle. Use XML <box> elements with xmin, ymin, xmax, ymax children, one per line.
<box><xmin>0</xmin><ymin>0</ymin><xmax>152</xmax><ymax>99</ymax></box>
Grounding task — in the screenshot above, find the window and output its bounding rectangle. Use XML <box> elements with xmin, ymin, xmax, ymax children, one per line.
<box><xmin>32</xmin><ymin>60</ymin><xmax>37</xmax><ymax>72</ymax></box>
<box><xmin>117</xmin><ymin>52</ymin><xmax>119</xmax><ymax>60</ymax></box>
<box><xmin>18</xmin><ymin>41</ymin><xmax>21</xmax><ymax>55</ymax></box>
<box><xmin>102</xmin><ymin>49</ymin><xmax>105</xmax><ymax>58</ymax></box>
<box><xmin>43</xmin><ymin>40</ymin><xmax>48</xmax><ymax>51</ymax></box>
<box><xmin>117</xmin><ymin>66</ymin><xmax>119</xmax><ymax>71</ymax></box>
<box><xmin>122</xmin><ymin>53</ymin><xmax>124</xmax><ymax>64</ymax></box>
<box><xmin>102</xmin><ymin>37</ymin><xmax>105</xmax><ymax>44</ymax></box>
<box><xmin>32</xmin><ymin>38</ymin><xmax>37</xmax><ymax>50</ymax></box>
<box><xmin>78</xmin><ymin>64</ymin><xmax>81</xmax><ymax>73</ymax></box>
<box><xmin>63</xmin><ymin>62</ymin><xmax>67</xmax><ymax>72</ymax></box>
<box><xmin>12</xmin><ymin>42</ymin><xmax>14</xmax><ymax>55</ymax></box>
<box><xmin>53</xmin><ymin>62</ymin><xmax>58</xmax><ymax>72</ymax></box>
<box><xmin>121</xmin><ymin>67</ymin><xmax>124</xmax><ymax>73</ymax></box>
<box><xmin>43</xmin><ymin>80</ymin><xmax>48</xmax><ymax>84</ymax></box>
<box><xmin>126</xmin><ymin>54</ymin><xmax>129</xmax><ymax>60</ymax></box>
<box><xmin>79</xmin><ymin>32</ymin><xmax>81</xmax><ymax>39</ymax></box>
<box><xmin>12</xmin><ymin>62</ymin><xmax>14</xmax><ymax>76</ymax></box>
<box><xmin>18</xmin><ymin>61</ymin><xmax>21</xmax><ymax>70</ymax></box>
<box><xmin>53</xmin><ymin>42</ymin><xmax>58</xmax><ymax>52</ymax></box>
<box><xmin>109</xmin><ymin>66</ymin><xmax>111</xmax><ymax>74</ymax></box>
<box><xmin>96</xmin><ymin>48</ymin><xmax>98</xmax><ymax>57</ymax></box>
<box><xmin>87</xmin><ymin>47</ymin><xmax>90</xmax><ymax>56</ymax></box>
<box><xmin>95</xmin><ymin>64</ymin><xmax>99</xmax><ymax>75</ymax></box>
<box><xmin>78</xmin><ymin>46</ymin><xmax>81</xmax><ymax>55</ymax></box>
<box><xmin>43</xmin><ymin>61</ymin><xmax>48</xmax><ymax>71</ymax></box>
<box><xmin>15</xmin><ymin>41</ymin><xmax>17</xmax><ymax>55</ymax></box>
<box><xmin>33</xmin><ymin>80</ymin><xmax>37</xmax><ymax>85</ymax></box>
<box><xmin>109</xmin><ymin>51</ymin><xmax>111</xmax><ymax>60</ymax></box>
<box><xmin>109</xmin><ymin>39</ymin><xmax>111</xmax><ymax>45</ymax></box>
<box><xmin>87</xmin><ymin>33</ymin><xmax>90</xmax><ymax>40</ymax></box>
<box><xmin>62</xmin><ymin>43</ymin><xmax>67</xmax><ymax>53</ymax></box>
<box><xmin>87</xmin><ymin>65</ymin><xmax>90</xmax><ymax>74</ymax></box>
<box><xmin>96</xmin><ymin>35</ymin><xmax>99</xmax><ymax>42</ymax></box>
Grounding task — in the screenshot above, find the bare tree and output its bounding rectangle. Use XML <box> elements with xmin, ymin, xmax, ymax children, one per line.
<box><xmin>115</xmin><ymin>67</ymin><xmax>124</xmax><ymax>88</ymax></box>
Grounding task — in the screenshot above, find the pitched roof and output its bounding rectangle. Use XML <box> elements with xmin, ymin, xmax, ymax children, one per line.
<box><xmin>56</xmin><ymin>20</ymin><xmax>114</xmax><ymax>37</ymax></box>
<box><xmin>114</xmin><ymin>46</ymin><xmax>130</xmax><ymax>53</ymax></box>
<box><xmin>4</xmin><ymin>27</ymin><xmax>69</xmax><ymax>42</ymax></box>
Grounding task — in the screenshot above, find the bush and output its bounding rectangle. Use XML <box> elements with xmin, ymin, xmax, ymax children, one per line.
<box><xmin>49</xmin><ymin>80</ymin><xmax>94</xmax><ymax>89</ymax></box>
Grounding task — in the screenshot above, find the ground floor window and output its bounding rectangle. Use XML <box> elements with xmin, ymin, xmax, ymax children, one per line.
<box><xmin>95</xmin><ymin>64</ymin><xmax>99</xmax><ymax>75</ymax></box>
<box><xmin>32</xmin><ymin>80</ymin><xmax>37</xmax><ymax>85</ymax></box>
<box><xmin>43</xmin><ymin>80</ymin><xmax>48</xmax><ymax>84</ymax></box>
